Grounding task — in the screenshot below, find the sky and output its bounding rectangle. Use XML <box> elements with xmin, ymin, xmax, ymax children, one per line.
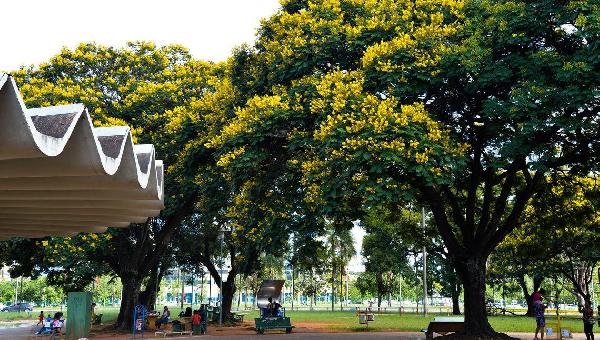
<box><xmin>0</xmin><ymin>0</ymin><xmax>281</xmax><ymax>71</ymax></box>
<box><xmin>0</xmin><ymin>0</ymin><xmax>367</xmax><ymax>271</ymax></box>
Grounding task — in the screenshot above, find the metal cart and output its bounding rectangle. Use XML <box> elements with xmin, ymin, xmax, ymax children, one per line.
<box><xmin>254</xmin><ymin>280</ymin><xmax>294</xmax><ymax>334</ymax></box>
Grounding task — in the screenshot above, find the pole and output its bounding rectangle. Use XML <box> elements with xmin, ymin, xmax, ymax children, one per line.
<box><xmin>237</xmin><ymin>275</ymin><xmax>241</xmax><ymax>310</ymax></box>
<box><xmin>291</xmin><ymin>264</ymin><xmax>295</xmax><ymax>311</ymax></box>
<box><xmin>422</xmin><ymin>206</ymin><xmax>427</xmax><ymax>316</ymax></box>
<box><xmin>219</xmin><ymin>231</ymin><xmax>224</xmax><ymax>327</ymax></box>
<box><xmin>200</xmin><ymin>271</ymin><xmax>205</xmax><ymax>304</ymax></box>
<box><xmin>14</xmin><ymin>278</ymin><xmax>18</xmax><ymax>304</ymax></box>
<box><xmin>340</xmin><ymin>265</ymin><xmax>343</xmax><ymax>311</ymax></box>
<box><xmin>345</xmin><ymin>271</ymin><xmax>349</xmax><ymax>308</ymax></box>
<box><xmin>399</xmin><ymin>274</ymin><xmax>403</xmax><ymax>310</ymax></box>
<box><xmin>331</xmin><ymin>265</ymin><xmax>335</xmax><ymax>312</ymax></box>
<box><xmin>191</xmin><ymin>275</ymin><xmax>195</xmax><ymax>308</ymax></box>
<box><xmin>180</xmin><ymin>269</ymin><xmax>184</xmax><ymax>310</ymax></box>
<box><xmin>155</xmin><ymin>267</ymin><xmax>159</xmax><ymax>310</ymax></box>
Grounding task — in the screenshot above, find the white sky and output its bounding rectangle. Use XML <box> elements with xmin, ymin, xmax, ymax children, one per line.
<box><xmin>0</xmin><ymin>0</ymin><xmax>281</xmax><ymax>72</ymax></box>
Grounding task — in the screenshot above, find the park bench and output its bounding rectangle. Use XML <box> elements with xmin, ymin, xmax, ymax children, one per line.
<box><xmin>233</xmin><ymin>312</ymin><xmax>248</xmax><ymax>323</ymax></box>
<box><xmin>356</xmin><ymin>308</ymin><xmax>375</xmax><ymax>326</ymax></box>
<box><xmin>154</xmin><ymin>330</ymin><xmax>193</xmax><ymax>337</ymax></box>
<box><xmin>154</xmin><ymin>322</ymin><xmax>192</xmax><ymax>337</ymax></box>
<box><xmin>421</xmin><ymin>316</ymin><xmax>464</xmax><ymax>340</ymax></box>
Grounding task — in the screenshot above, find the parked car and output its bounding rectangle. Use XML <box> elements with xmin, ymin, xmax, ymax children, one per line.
<box><xmin>1</xmin><ymin>302</ymin><xmax>33</xmax><ymax>312</ymax></box>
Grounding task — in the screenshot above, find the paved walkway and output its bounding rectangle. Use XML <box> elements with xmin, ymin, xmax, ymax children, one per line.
<box><xmin>0</xmin><ymin>324</ymin><xmax>593</xmax><ymax>339</ymax></box>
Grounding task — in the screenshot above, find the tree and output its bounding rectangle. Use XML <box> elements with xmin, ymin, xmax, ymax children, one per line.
<box><xmin>325</xmin><ymin>226</ymin><xmax>355</xmax><ymax>310</ymax></box>
<box><xmin>537</xmin><ymin>176</ymin><xmax>600</xmax><ymax>307</ymax></box>
<box><xmin>490</xmin><ymin>220</ymin><xmax>549</xmax><ymax>316</ymax></box>
<box><xmin>212</xmin><ymin>0</ymin><xmax>599</xmax><ymax>336</ymax></box>
<box><xmin>361</xmin><ymin>206</ymin><xmax>419</xmax><ymax>308</ymax></box>
<box><xmin>491</xmin><ymin>175</ymin><xmax>600</xmax><ymax>312</ymax></box>
<box><xmin>7</xmin><ymin>42</ymin><xmax>215</xmax><ymax>329</ymax></box>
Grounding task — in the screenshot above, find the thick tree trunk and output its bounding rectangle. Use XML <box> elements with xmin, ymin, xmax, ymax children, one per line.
<box><xmin>455</xmin><ymin>256</ymin><xmax>497</xmax><ymax>336</ymax></box>
<box><xmin>139</xmin><ymin>266</ymin><xmax>163</xmax><ymax>311</ymax></box>
<box><xmin>116</xmin><ymin>275</ymin><xmax>141</xmax><ymax>330</ymax></box>
<box><xmin>221</xmin><ymin>279</ymin><xmax>236</xmax><ymax>320</ymax></box>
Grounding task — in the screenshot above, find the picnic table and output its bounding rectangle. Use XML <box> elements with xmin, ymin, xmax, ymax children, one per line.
<box><xmin>422</xmin><ymin>316</ymin><xmax>465</xmax><ymax>340</ymax></box>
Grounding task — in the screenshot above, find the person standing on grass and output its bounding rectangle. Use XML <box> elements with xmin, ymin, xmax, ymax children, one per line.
<box><xmin>581</xmin><ymin>301</ymin><xmax>595</xmax><ymax>340</ymax></box>
<box><xmin>533</xmin><ymin>293</ymin><xmax>547</xmax><ymax>340</ymax></box>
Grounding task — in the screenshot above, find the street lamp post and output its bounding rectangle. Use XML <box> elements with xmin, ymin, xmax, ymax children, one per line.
<box><xmin>422</xmin><ymin>206</ymin><xmax>427</xmax><ymax>316</ymax></box>
<box><xmin>219</xmin><ymin>230</ymin><xmax>224</xmax><ymax>327</ymax></box>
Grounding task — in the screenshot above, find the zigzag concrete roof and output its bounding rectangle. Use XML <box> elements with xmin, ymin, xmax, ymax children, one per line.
<box><xmin>0</xmin><ymin>73</ymin><xmax>164</xmax><ymax>239</ymax></box>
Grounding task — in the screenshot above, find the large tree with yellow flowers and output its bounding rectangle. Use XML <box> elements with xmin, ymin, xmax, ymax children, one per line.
<box><xmin>8</xmin><ymin>42</ymin><xmax>216</xmax><ymax>329</ymax></box>
<box><xmin>212</xmin><ymin>0</ymin><xmax>599</xmax><ymax>336</ymax></box>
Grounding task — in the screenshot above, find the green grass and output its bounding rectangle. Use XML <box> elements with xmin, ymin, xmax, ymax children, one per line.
<box><xmin>0</xmin><ymin>307</ymin><xmax>585</xmax><ymax>334</ymax></box>
<box><xmin>285</xmin><ymin>311</ymin><xmax>586</xmax><ymax>333</ymax></box>
<box><xmin>0</xmin><ymin>311</ymin><xmax>37</xmax><ymax>321</ymax></box>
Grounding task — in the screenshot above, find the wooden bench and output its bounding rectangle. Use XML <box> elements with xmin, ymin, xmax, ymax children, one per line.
<box><xmin>421</xmin><ymin>317</ymin><xmax>464</xmax><ymax>340</ymax></box>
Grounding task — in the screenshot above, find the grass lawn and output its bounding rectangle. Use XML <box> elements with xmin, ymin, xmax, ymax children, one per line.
<box><xmin>285</xmin><ymin>310</ymin><xmax>586</xmax><ymax>333</ymax></box>
<box><xmin>0</xmin><ymin>307</ymin><xmax>585</xmax><ymax>334</ymax></box>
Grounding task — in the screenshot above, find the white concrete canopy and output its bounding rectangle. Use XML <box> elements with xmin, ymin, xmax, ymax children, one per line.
<box><xmin>0</xmin><ymin>73</ymin><xmax>164</xmax><ymax>239</ymax></box>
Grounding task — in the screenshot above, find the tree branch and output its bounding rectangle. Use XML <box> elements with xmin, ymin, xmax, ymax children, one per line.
<box><xmin>420</xmin><ymin>185</ymin><xmax>463</xmax><ymax>256</ymax></box>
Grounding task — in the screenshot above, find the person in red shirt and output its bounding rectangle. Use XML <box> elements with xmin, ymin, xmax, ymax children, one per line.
<box><xmin>192</xmin><ymin>310</ymin><xmax>201</xmax><ymax>325</ymax></box>
<box><xmin>532</xmin><ymin>288</ymin><xmax>546</xmax><ymax>303</ymax></box>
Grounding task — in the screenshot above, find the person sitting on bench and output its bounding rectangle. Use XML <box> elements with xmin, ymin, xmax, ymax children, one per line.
<box><xmin>156</xmin><ymin>306</ymin><xmax>170</xmax><ymax>329</ymax></box>
<box><xmin>179</xmin><ymin>306</ymin><xmax>192</xmax><ymax>317</ymax></box>
<box><xmin>52</xmin><ymin>312</ymin><xmax>64</xmax><ymax>336</ymax></box>
<box><xmin>267</xmin><ymin>297</ymin><xmax>282</xmax><ymax>317</ymax></box>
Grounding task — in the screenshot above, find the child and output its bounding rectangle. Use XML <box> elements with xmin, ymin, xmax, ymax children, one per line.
<box><xmin>37</xmin><ymin>311</ymin><xmax>44</xmax><ymax>325</ymax></box>
<box><xmin>52</xmin><ymin>312</ymin><xmax>64</xmax><ymax>336</ymax></box>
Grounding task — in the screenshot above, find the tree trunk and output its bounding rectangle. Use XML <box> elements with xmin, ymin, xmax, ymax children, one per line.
<box><xmin>220</xmin><ymin>279</ymin><xmax>236</xmax><ymax>320</ymax></box>
<box><xmin>452</xmin><ymin>286</ymin><xmax>461</xmax><ymax>315</ymax></box>
<box><xmin>116</xmin><ymin>275</ymin><xmax>141</xmax><ymax>330</ymax></box>
<box><xmin>455</xmin><ymin>256</ymin><xmax>497</xmax><ymax>336</ymax></box>
<box><xmin>376</xmin><ymin>272</ymin><xmax>383</xmax><ymax>309</ymax></box>
<box><xmin>139</xmin><ymin>266</ymin><xmax>163</xmax><ymax>311</ymax></box>
<box><xmin>331</xmin><ymin>265</ymin><xmax>335</xmax><ymax>311</ymax></box>
<box><xmin>520</xmin><ymin>274</ymin><xmax>543</xmax><ymax>316</ymax></box>
<box><xmin>450</xmin><ymin>268</ymin><xmax>462</xmax><ymax>315</ymax></box>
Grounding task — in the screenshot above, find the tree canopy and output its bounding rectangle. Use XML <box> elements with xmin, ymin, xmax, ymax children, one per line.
<box><xmin>1</xmin><ymin>0</ymin><xmax>598</xmax><ymax>336</ymax></box>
